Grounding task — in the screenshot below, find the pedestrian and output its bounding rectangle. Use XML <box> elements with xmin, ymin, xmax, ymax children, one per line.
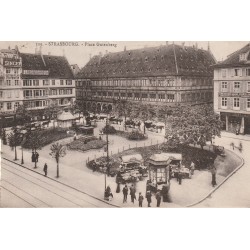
<box><xmin>43</xmin><ymin>163</ymin><xmax>48</xmax><ymax>177</ymax></box>
<box><xmin>146</xmin><ymin>190</ymin><xmax>152</xmax><ymax>207</ymax></box>
<box><xmin>239</xmin><ymin>142</ymin><xmax>243</xmax><ymax>153</ymax></box>
<box><xmin>138</xmin><ymin>192</ymin><xmax>144</xmax><ymax>207</ymax></box>
<box><xmin>130</xmin><ymin>184</ymin><xmax>136</xmax><ymax>203</ymax></box>
<box><xmin>31</xmin><ymin>151</ymin><xmax>36</xmax><ymax>163</ymax></box>
<box><xmin>35</xmin><ymin>152</ymin><xmax>39</xmax><ymax>163</ymax></box>
<box><xmin>156</xmin><ymin>190</ymin><xmax>162</xmax><ymax>207</ymax></box>
<box><xmin>190</xmin><ymin>161</ymin><xmax>195</xmax><ymax>175</ymax></box>
<box><xmin>211</xmin><ymin>166</ymin><xmax>217</xmax><ymax>187</ymax></box>
<box><xmin>178</xmin><ymin>170</ymin><xmax>182</xmax><ymax>185</ymax></box>
<box><xmin>122</xmin><ymin>184</ymin><xmax>128</xmax><ymax>203</ymax></box>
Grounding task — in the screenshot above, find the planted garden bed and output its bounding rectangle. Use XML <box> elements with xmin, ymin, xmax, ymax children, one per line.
<box><xmin>23</xmin><ymin>128</ymin><xmax>72</xmax><ymax>148</ymax></box>
<box><xmin>67</xmin><ymin>136</ymin><xmax>106</xmax><ymax>152</ymax></box>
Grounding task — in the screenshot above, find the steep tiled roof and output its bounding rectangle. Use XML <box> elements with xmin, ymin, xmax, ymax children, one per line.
<box><xmin>214</xmin><ymin>43</ymin><xmax>250</xmax><ymax>68</ymax></box>
<box><xmin>77</xmin><ymin>44</ymin><xmax>216</xmax><ymax>79</ymax></box>
<box><xmin>20</xmin><ymin>53</ymin><xmax>74</xmax><ymax>79</ymax></box>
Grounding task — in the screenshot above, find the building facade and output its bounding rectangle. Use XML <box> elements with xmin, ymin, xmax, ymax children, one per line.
<box><xmin>214</xmin><ymin>43</ymin><xmax>250</xmax><ymax>134</ymax></box>
<box><xmin>0</xmin><ymin>48</ymin><xmax>23</xmax><ymax>114</ymax></box>
<box><xmin>0</xmin><ymin>47</ymin><xmax>75</xmax><ymax>126</ymax></box>
<box><xmin>76</xmin><ymin>43</ymin><xmax>216</xmax><ymax>113</ymax></box>
<box><xmin>21</xmin><ymin>51</ymin><xmax>75</xmax><ymax>113</ymax></box>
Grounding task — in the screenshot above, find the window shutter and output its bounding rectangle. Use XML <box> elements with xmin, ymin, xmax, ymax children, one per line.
<box><xmin>228</xmin><ymin>97</ymin><xmax>233</xmax><ymax>110</ymax></box>
<box><xmin>231</xmin><ymin>69</ymin><xmax>234</xmax><ymax>77</ymax></box>
<box><xmin>239</xmin><ymin>98</ymin><xmax>243</xmax><ymax>110</ymax></box>
<box><xmin>218</xmin><ymin>97</ymin><xmax>221</xmax><ymax>109</ymax></box>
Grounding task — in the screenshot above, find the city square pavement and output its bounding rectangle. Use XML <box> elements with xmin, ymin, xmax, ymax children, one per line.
<box><xmin>1</xmin><ymin>123</ymin><xmax>246</xmax><ymax>208</ymax></box>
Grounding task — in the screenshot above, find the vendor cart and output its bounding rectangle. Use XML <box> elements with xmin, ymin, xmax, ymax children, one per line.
<box><xmin>116</xmin><ymin>154</ymin><xmax>147</xmax><ymax>184</ymax></box>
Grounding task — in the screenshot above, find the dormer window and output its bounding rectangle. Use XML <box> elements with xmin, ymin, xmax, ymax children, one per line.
<box><xmin>239</xmin><ymin>52</ymin><xmax>248</xmax><ymax>62</ymax></box>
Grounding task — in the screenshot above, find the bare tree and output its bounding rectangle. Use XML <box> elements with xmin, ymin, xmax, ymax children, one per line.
<box><xmin>8</xmin><ymin>127</ymin><xmax>21</xmax><ymax>160</ymax></box>
<box><xmin>49</xmin><ymin>143</ymin><xmax>67</xmax><ymax>178</ymax></box>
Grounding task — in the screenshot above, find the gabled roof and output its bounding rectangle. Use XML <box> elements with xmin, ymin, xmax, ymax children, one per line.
<box><xmin>77</xmin><ymin>44</ymin><xmax>216</xmax><ymax>79</ymax></box>
<box><xmin>20</xmin><ymin>53</ymin><xmax>74</xmax><ymax>79</ymax></box>
<box><xmin>214</xmin><ymin>43</ymin><xmax>250</xmax><ymax>68</ymax></box>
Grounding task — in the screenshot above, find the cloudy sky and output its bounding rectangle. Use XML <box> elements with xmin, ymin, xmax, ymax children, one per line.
<box><xmin>0</xmin><ymin>41</ymin><xmax>248</xmax><ymax>68</ymax></box>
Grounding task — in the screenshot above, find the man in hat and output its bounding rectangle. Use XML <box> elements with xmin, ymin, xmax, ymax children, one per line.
<box><xmin>43</xmin><ymin>163</ymin><xmax>48</xmax><ymax>177</ymax></box>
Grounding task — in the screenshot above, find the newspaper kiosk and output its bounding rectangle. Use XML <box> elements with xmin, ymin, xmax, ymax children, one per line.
<box><xmin>147</xmin><ymin>153</ymin><xmax>182</xmax><ymax>194</ymax></box>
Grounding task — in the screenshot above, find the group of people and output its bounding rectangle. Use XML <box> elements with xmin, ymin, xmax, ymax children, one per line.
<box><xmin>31</xmin><ymin>151</ymin><xmax>39</xmax><ymax>163</ymax></box>
<box><xmin>122</xmin><ymin>184</ymin><xmax>163</xmax><ymax>207</ymax></box>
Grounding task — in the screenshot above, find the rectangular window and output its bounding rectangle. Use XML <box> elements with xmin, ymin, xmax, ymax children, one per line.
<box><xmin>52</xmin><ymin>80</ymin><xmax>55</xmax><ymax>85</ymax></box>
<box><xmin>234</xmin><ymin>69</ymin><xmax>241</xmax><ymax>76</ymax></box>
<box><xmin>15</xmin><ymin>91</ymin><xmax>19</xmax><ymax>98</ymax></box>
<box><xmin>221</xmin><ymin>97</ymin><xmax>227</xmax><ymax>107</ymax></box>
<box><xmin>6</xmin><ymin>68</ymin><xmax>11</xmax><ymax>74</ymax></box>
<box><xmin>60</xmin><ymin>80</ymin><xmax>64</xmax><ymax>85</ymax></box>
<box><xmin>247</xmin><ymin>98</ymin><xmax>250</xmax><ymax>109</ymax></box>
<box><xmin>246</xmin><ymin>69</ymin><xmax>250</xmax><ymax>76</ymax></box>
<box><xmin>7</xmin><ymin>102</ymin><xmax>12</xmax><ymax>110</ymax></box>
<box><xmin>0</xmin><ymin>91</ymin><xmax>2</xmax><ymax>98</ymax></box>
<box><xmin>233</xmin><ymin>98</ymin><xmax>240</xmax><ymax>108</ymax></box>
<box><xmin>167</xmin><ymin>94</ymin><xmax>175</xmax><ymax>102</ymax></box>
<box><xmin>7</xmin><ymin>80</ymin><xmax>11</xmax><ymax>86</ymax></box>
<box><xmin>234</xmin><ymin>82</ymin><xmax>240</xmax><ymax>92</ymax></box>
<box><xmin>15</xmin><ymin>80</ymin><xmax>19</xmax><ymax>86</ymax></box>
<box><xmin>248</xmin><ymin>82</ymin><xmax>250</xmax><ymax>92</ymax></box>
<box><xmin>0</xmin><ymin>102</ymin><xmax>3</xmax><ymax>110</ymax></box>
<box><xmin>221</xmin><ymin>82</ymin><xmax>228</xmax><ymax>92</ymax></box>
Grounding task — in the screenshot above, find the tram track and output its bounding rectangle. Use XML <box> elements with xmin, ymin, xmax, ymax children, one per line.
<box><xmin>1</xmin><ymin>159</ymin><xmax>115</xmax><ymax>208</ymax></box>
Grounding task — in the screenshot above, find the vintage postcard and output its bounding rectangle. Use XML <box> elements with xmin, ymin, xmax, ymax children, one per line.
<box><xmin>0</xmin><ymin>41</ymin><xmax>249</xmax><ymax>208</ymax></box>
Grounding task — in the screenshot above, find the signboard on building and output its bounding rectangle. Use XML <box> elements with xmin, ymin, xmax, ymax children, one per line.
<box><xmin>3</xmin><ymin>59</ymin><xmax>22</xmax><ymax>67</ymax></box>
<box><xmin>23</xmin><ymin>70</ymin><xmax>49</xmax><ymax>75</ymax></box>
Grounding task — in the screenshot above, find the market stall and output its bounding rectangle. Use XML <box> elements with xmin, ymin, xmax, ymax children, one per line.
<box><xmin>116</xmin><ymin>154</ymin><xmax>147</xmax><ymax>184</ymax></box>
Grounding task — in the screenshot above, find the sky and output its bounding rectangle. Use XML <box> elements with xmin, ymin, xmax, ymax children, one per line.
<box><xmin>0</xmin><ymin>41</ymin><xmax>248</xmax><ymax>69</ymax></box>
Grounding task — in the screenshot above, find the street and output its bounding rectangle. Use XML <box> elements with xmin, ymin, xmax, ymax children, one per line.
<box><xmin>1</xmin><ymin>158</ymin><xmax>115</xmax><ymax>208</ymax></box>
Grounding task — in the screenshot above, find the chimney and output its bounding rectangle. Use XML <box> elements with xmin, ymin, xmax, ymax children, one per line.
<box><xmin>124</xmin><ymin>46</ymin><xmax>126</xmax><ymax>51</ymax></box>
<box><xmin>182</xmin><ymin>42</ymin><xmax>185</xmax><ymax>49</ymax></box>
<box><xmin>207</xmin><ymin>41</ymin><xmax>210</xmax><ymax>51</ymax></box>
<box><xmin>195</xmin><ymin>42</ymin><xmax>198</xmax><ymax>50</ymax></box>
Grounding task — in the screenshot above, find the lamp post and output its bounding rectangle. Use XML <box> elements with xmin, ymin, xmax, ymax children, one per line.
<box><xmin>104</xmin><ymin>114</ymin><xmax>110</xmax><ymax>199</ymax></box>
<box><xmin>20</xmin><ymin>130</ymin><xmax>26</xmax><ymax>164</ymax></box>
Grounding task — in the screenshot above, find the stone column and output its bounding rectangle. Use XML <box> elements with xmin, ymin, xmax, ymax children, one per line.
<box><xmin>240</xmin><ymin>116</ymin><xmax>245</xmax><ymax>134</ymax></box>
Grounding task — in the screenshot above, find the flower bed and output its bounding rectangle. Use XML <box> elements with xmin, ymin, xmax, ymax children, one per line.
<box><xmin>67</xmin><ymin>136</ymin><xmax>106</xmax><ymax>152</ymax></box>
<box><xmin>87</xmin><ymin>143</ymin><xmax>217</xmax><ymax>175</ymax></box>
<box><xmin>23</xmin><ymin>128</ymin><xmax>71</xmax><ymax>148</ymax></box>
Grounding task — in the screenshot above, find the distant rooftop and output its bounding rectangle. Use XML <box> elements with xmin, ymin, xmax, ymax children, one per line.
<box><xmin>77</xmin><ymin>44</ymin><xmax>216</xmax><ymax>79</ymax></box>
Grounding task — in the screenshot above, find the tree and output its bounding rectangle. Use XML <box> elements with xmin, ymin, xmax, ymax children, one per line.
<box><xmin>24</xmin><ymin>131</ymin><xmax>44</xmax><ymax>168</ymax></box>
<box><xmin>16</xmin><ymin>104</ymin><xmax>32</xmax><ymax>124</ymax></box>
<box><xmin>49</xmin><ymin>143</ymin><xmax>67</xmax><ymax>178</ymax></box>
<box><xmin>114</xmin><ymin>99</ymin><xmax>134</xmax><ymax>130</ymax></box>
<box><xmin>135</xmin><ymin>103</ymin><xmax>155</xmax><ymax>134</ymax></box>
<box><xmin>44</xmin><ymin>102</ymin><xmax>62</xmax><ymax>128</ymax></box>
<box><xmin>8</xmin><ymin>127</ymin><xmax>22</xmax><ymax>160</ymax></box>
<box><xmin>163</xmin><ymin>104</ymin><xmax>223</xmax><ymax>150</ymax></box>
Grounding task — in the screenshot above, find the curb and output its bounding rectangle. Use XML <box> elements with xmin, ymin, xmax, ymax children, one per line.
<box><xmin>2</xmin><ymin>157</ymin><xmax>120</xmax><ymax>208</ymax></box>
<box><xmin>186</xmin><ymin>149</ymin><xmax>245</xmax><ymax>208</ymax></box>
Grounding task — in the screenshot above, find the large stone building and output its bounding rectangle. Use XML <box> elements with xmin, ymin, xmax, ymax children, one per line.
<box><xmin>75</xmin><ymin>43</ymin><xmax>216</xmax><ymax>113</ymax></box>
<box><xmin>214</xmin><ymin>43</ymin><xmax>250</xmax><ymax>134</ymax></box>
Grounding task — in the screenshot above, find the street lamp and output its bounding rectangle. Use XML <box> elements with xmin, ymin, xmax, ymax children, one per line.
<box><xmin>20</xmin><ymin>130</ymin><xmax>27</xmax><ymax>164</ymax></box>
<box><xmin>104</xmin><ymin>114</ymin><xmax>110</xmax><ymax>199</ymax></box>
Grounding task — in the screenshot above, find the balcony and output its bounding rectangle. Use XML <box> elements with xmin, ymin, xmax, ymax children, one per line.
<box><xmin>24</xmin><ymin>95</ymin><xmax>48</xmax><ymax>100</ymax></box>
